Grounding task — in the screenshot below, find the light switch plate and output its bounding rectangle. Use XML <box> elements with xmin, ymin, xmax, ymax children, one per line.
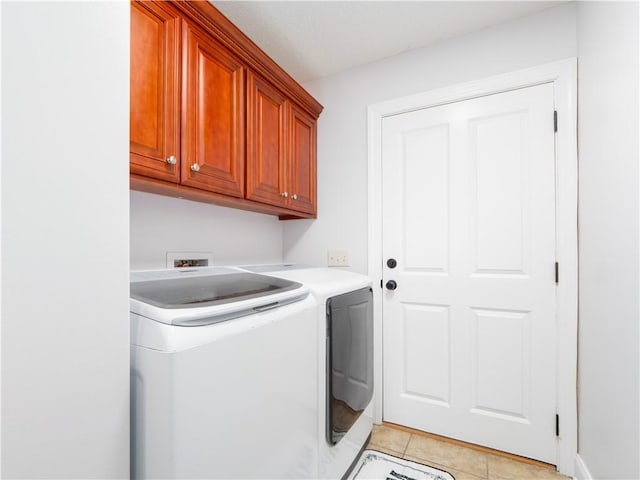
<box><xmin>328</xmin><ymin>250</ymin><xmax>350</xmax><ymax>267</ymax></box>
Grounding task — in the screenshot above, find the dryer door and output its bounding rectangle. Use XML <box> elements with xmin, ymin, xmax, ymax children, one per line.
<box><xmin>326</xmin><ymin>287</ymin><xmax>374</xmax><ymax>445</ymax></box>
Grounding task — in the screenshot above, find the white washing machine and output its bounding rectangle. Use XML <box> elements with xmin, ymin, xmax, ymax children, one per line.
<box><xmin>130</xmin><ymin>267</ymin><xmax>320</xmax><ymax>479</ymax></box>
<box><xmin>242</xmin><ymin>265</ymin><xmax>374</xmax><ymax>479</ymax></box>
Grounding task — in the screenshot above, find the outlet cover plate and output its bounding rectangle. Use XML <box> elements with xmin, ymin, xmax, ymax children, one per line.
<box><xmin>328</xmin><ymin>250</ymin><xmax>350</xmax><ymax>267</ymax></box>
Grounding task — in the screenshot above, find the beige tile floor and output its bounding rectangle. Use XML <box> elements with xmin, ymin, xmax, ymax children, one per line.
<box><xmin>367</xmin><ymin>424</ymin><xmax>570</xmax><ymax>480</ymax></box>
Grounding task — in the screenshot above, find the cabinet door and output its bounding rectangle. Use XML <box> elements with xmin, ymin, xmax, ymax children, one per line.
<box><xmin>288</xmin><ymin>104</ymin><xmax>317</xmax><ymax>215</ymax></box>
<box><xmin>130</xmin><ymin>0</ymin><xmax>180</xmax><ymax>183</ymax></box>
<box><xmin>246</xmin><ymin>72</ymin><xmax>287</xmax><ymax>207</ymax></box>
<box><xmin>182</xmin><ymin>19</ymin><xmax>245</xmax><ymax>197</ymax></box>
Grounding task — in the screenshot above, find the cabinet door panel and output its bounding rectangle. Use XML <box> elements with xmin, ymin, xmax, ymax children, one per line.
<box><xmin>130</xmin><ymin>0</ymin><xmax>180</xmax><ymax>183</ymax></box>
<box><xmin>289</xmin><ymin>104</ymin><xmax>317</xmax><ymax>215</ymax></box>
<box><xmin>246</xmin><ymin>72</ymin><xmax>287</xmax><ymax>207</ymax></box>
<box><xmin>182</xmin><ymin>20</ymin><xmax>245</xmax><ymax>197</ymax></box>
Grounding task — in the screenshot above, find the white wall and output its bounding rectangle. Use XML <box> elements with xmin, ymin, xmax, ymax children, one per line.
<box><xmin>130</xmin><ymin>191</ymin><xmax>284</xmax><ymax>270</ymax></box>
<box><xmin>576</xmin><ymin>2</ymin><xmax>640</xmax><ymax>479</ymax></box>
<box><xmin>0</xmin><ymin>1</ymin><xmax>4</xmax><ymax>474</ymax></box>
<box><xmin>283</xmin><ymin>3</ymin><xmax>577</xmax><ymax>273</ymax></box>
<box><xmin>1</xmin><ymin>2</ymin><xmax>130</xmax><ymax>478</ymax></box>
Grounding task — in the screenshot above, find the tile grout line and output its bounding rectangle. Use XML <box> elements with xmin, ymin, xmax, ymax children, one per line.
<box><xmin>485</xmin><ymin>453</ymin><xmax>489</xmax><ymax>479</ymax></box>
<box><xmin>401</xmin><ymin>433</ymin><xmax>412</xmax><ymax>457</ymax></box>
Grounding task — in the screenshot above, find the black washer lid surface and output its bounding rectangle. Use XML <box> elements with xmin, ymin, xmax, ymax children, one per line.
<box><xmin>130</xmin><ymin>272</ymin><xmax>303</xmax><ymax>309</ymax></box>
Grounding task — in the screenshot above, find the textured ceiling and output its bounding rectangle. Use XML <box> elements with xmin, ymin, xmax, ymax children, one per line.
<box><xmin>213</xmin><ymin>1</ymin><xmax>566</xmax><ymax>84</ymax></box>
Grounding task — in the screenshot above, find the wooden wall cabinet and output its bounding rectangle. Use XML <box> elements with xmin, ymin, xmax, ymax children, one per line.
<box><xmin>246</xmin><ymin>72</ymin><xmax>317</xmax><ymax>216</ymax></box>
<box><xmin>182</xmin><ymin>18</ymin><xmax>245</xmax><ymax>198</ymax></box>
<box><xmin>130</xmin><ymin>0</ymin><xmax>180</xmax><ymax>183</ymax></box>
<box><xmin>245</xmin><ymin>72</ymin><xmax>287</xmax><ymax>208</ymax></box>
<box><xmin>287</xmin><ymin>103</ymin><xmax>317</xmax><ymax>216</ymax></box>
<box><xmin>247</xmin><ymin>73</ymin><xmax>316</xmax><ymax>215</ymax></box>
<box><xmin>129</xmin><ymin>0</ymin><xmax>323</xmax><ymax>219</ymax></box>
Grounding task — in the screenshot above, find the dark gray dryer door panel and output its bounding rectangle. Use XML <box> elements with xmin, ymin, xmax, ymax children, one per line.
<box><xmin>326</xmin><ymin>287</ymin><xmax>374</xmax><ymax>445</ymax></box>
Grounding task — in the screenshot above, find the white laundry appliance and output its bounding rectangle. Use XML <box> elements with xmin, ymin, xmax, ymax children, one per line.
<box><xmin>242</xmin><ymin>265</ymin><xmax>374</xmax><ymax>479</ymax></box>
<box><xmin>129</xmin><ymin>267</ymin><xmax>320</xmax><ymax>479</ymax></box>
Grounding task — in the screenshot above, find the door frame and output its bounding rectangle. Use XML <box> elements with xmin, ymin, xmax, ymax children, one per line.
<box><xmin>367</xmin><ymin>58</ymin><xmax>577</xmax><ymax>476</ymax></box>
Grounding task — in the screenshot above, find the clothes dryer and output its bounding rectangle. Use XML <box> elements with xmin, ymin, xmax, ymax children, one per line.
<box><xmin>242</xmin><ymin>266</ymin><xmax>374</xmax><ymax>479</ymax></box>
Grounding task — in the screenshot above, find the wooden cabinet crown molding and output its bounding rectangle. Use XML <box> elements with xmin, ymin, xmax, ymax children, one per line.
<box><xmin>173</xmin><ymin>0</ymin><xmax>323</xmax><ymax>119</ymax></box>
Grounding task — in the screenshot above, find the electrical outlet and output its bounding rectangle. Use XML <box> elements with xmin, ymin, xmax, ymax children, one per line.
<box><xmin>328</xmin><ymin>250</ymin><xmax>350</xmax><ymax>267</ymax></box>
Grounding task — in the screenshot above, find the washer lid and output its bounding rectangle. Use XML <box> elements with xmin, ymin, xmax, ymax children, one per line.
<box><xmin>131</xmin><ymin>271</ymin><xmax>303</xmax><ymax>309</ymax></box>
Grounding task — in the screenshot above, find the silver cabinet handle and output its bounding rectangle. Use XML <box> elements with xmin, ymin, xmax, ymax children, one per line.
<box><xmin>291</xmin><ymin>194</ymin><xmax>298</xmax><ymax>200</ymax></box>
<box><xmin>166</xmin><ymin>155</ymin><xmax>177</xmax><ymax>165</ymax></box>
<box><xmin>281</xmin><ymin>191</ymin><xmax>288</xmax><ymax>198</ymax></box>
<box><xmin>191</xmin><ymin>163</ymin><xmax>200</xmax><ymax>172</ymax></box>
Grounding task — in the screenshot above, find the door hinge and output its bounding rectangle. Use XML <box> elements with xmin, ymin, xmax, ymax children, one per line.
<box><xmin>380</xmin><ymin>279</ymin><xmax>383</xmax><ymax>288</ymax></box>
<box><xmin>555</xmin><ymin>262</ymin><xmax>559</xmax><ymax>284</ymax></box>
<box><xmin>556</xmin><ymin>414</ymin><xmax>560</xmax><ymax>436</ymax></box>
<box><xmin>554</xmin><ymin>110</ymin><xmax>558</xmax><ymax>133</ymax></box>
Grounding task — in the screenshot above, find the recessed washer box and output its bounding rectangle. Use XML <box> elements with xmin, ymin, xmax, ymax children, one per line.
<box><xmin>166</xmin><ymin>251</ymin><xmax>214</xmax><ymax>269</ymax></box>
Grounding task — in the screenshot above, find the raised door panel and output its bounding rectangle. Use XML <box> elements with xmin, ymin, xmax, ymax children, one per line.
<box><xmin>130</xmin><ymin>0</ymin><xmax>180</xmax><ymax>183</ymax></box>
<box><xmin>182</xmin><ymin>19</ymin><xmax>245</xmax><ymax>197</ymax></box>
<box><xmin>246</xmin><ymin>72</ymin><xmax>287</xmax><ymax>207</ymax></box>
<box><xmin>288</xmin><ymin>104</ymin><xmax>317</xmax><ymax>215</ymax></box>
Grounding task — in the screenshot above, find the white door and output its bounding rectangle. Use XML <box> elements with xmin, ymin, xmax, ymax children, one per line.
<box><xmin>382</xmin><ymin>83</ymin><xmax>557</xmax><ymax>463</ymax></box>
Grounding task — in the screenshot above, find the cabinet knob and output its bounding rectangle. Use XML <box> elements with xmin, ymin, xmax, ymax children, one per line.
<box><xmin>291</xmin><ymin>194</ymin><xmax>298</xmax><ymax>200</ymax></box>
<box><xmin>166</xmin><ymin>155</ymin><xmax>177</xmax><ymax>165</ymax></box>
<box><xmin>281</xmin><ymin>191</ymin><xmax>288</xmax><ymax>198</ymax></box>
<box><xmin>191</xmin><ymin>163</ymin><xmax>200</xmax><ymax>172</ymax></box>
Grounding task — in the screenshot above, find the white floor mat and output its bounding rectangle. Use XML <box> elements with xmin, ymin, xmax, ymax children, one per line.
<box><xmin>348</xmin><ymin>450</ymin><xmax>455</xmax><ymax>480</ymax></box>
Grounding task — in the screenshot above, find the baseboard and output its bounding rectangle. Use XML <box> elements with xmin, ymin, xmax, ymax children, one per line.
<box><xmin>574</xmin><ymin>454</ymin><xmax>593</xmax><ymax>480</ymax></box>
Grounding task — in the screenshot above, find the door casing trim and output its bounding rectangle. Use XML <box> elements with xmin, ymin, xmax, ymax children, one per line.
<box><xmin>367</xmin><ymin>58</ymin><xmax>578</xmax><ymax>476</ymax></box>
